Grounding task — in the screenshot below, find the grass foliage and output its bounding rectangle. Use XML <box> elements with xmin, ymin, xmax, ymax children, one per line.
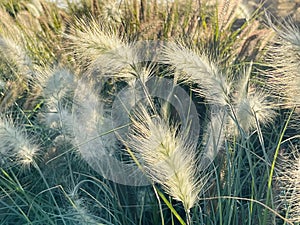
<box><xmin>0</xmin><ymin>0</ymin><xmax>300</xmax><ymax>224</ymax></box>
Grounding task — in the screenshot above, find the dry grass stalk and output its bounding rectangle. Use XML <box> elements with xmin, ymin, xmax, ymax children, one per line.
<box><xmin>276</xmin><ymin>147</ymin><xmax>300</xmax><ymax>223</ymax></box>
<box><xmin>264</xmin><ymin>14</ymin><xmax>300</xmax><ymax>108</ymax></box>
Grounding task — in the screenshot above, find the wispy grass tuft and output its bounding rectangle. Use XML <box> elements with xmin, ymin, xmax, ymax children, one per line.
<box><xmin>200</xmin><ymin>107</ymin><xmax>227</xmax><ymax>169</ymax></box>
<box><xmin>275</xmin><ymin>146</ymin><xmax>300</xmax><ymax>223</ymax></box>
<box><xmin>127</xmin><ymin>106</ymin><xmax>206</xmax><ymax>213</ymax></box>
<box><xmin>34</xmin><ymin>67</ymin><xmax>76</xmax><ymax>136</ymax></box>
<box><xmin>66</xmin><ymin>17</ymin><xmax>129</xmax><ymax>69</ymax></box>
<box><xmin>230</xmin><ymin>65</ymin><xmax>276</xmax><ymax>134</ymax></box>
<box><xmin>0</xmin><ymin>37</ymin><xmax>32</xmax><ymax>75</ymax></box>
<box><xmin>161</xmin><ymin>42</ymin><xmax>231</xmax><ymax>107</ymax></box>
<box><xmin>0</xmin><ymin>116</ymin><xmax>40</xmax><ymax>169</ymax></box>
<box><xmin>264</xmin><ymin>13</ymin><xmax>300</xmax><ymax>108</ymax></box>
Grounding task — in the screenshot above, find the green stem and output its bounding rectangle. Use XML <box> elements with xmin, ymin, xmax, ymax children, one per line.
<box><xmin>33</xmin><ymin>162</ymin><xmax>67</xmax><ymax>225</ymax></box>
<box><xmin>262</xmin><ymin>108</ymin><xmax>294</xmax><ymax>224</ymax></box>
<box><xmin>155</xmin><ymin>186</ymin><xmax>187</xmax><ymax>225</ymax></box>
<box><xmin>198</xmin><ymin>196</ymin><xmax>294</xmax><ymax>225</ymax></box>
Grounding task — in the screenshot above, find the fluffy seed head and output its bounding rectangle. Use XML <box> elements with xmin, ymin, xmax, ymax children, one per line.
<box><xmin>264</xmin><ymin>15</ymin><xmax>300</xmax><ymax>108</ymax></box>
<box><xmin>200</xmin><ymin>107</ymin><xmax>226</xmax><ymax>170</ymax></box>
<box><xmin>161</xmin><ymin>43</ymin><xmax>231</xmax><ymax>106</ymax></box>
<box><xmin>234</xmin><ymin>87</ymin><xmax>275</xmax><ymax>133</ymax></box>
<box><xmin>67</xmin><ymin>194</ymin><xmax>103</xmax><ymax>225</ymax></box>
<box><xmin>230</xmin><ymin>65</ymin><xmax>276</xmax><ymax>134</ymax></box>
<box><xmin>0</xmin><ymin>37</ymin><xmax>32</xmax><ymax>76</ymax></box>
<box><xmin>72</xmin><ymin>78</ymin><xmax>117</xmax><ymax>165</ymax></box>
<box><xmin>35</xmin><ymin>67</ymin><xmax>75</xmax><ymax>102</ymax></box>
<box><xmin>66</xmin><ymin>18</ymin><xmax>129</xmax><ymax>69</ymax></box>
<box><xmin>35</xmin><ymin>67</ymin><xmax>76</xmax><ymax>136</ymax></box>
<box><xmin>0</xmin><ymin>116</ymin><xmax>39</xmax><ymax>168</ymax></box>
<box><xmin>128</xmin><ymin>106</ymin><xmax>205</xmax><ymax>211</ymax></box>
<box><xmin>275</xmin><ymin>147</ymin><xmax>300</xmax><ymax>222</ymax></box>
<box><xmin>266</xmin><ymin>14</ymin><xmax>300</xmax><ymax>48</ymax></box>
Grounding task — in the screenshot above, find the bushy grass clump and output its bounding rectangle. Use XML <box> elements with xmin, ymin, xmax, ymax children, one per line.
<box><xmin>0</xmin><ymin>0</ymin><xmax>300</xmax><ymax>224</ymax></box>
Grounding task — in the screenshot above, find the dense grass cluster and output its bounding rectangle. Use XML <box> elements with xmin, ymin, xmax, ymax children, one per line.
<box><xmin>1</xmin><ymin>0</ymin><xmax>300</xmax><ymax>224</ymax></box>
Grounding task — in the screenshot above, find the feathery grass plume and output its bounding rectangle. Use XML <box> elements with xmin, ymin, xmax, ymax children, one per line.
<box><xmin>0</xmin><ymin>37</ymin><xmax>32</xmax><ymax>74</ymax></box>
<box><xmin>0</xmin><ymin>36</ymin><xmax>33</xmax><ymax>110</ymax></box>
<box><xmin>66</xmin><ymin>17</ymin><xmax>131</xmax><ymax>69</ymax></box>
<box><xmin>34</xmin><ymin>67</ymin><xmax>76</xmax><ymax>135</ymax></box>
<box><xmin>264</xmin><ymin>14</ymin><xmax>300</xmax><ymax>108</ymax></box>
<box><xmin>0</xmin><ymin>37</ymin><xmax>32</xmax><ymax>102</ymax></box>
<box><xmin>35</xmin><ymin>67</ymin><xmax>75</xmax><ymax>102</ymax></box>
<box><xmin>91</xmin><ymin>40</ymin><xmax>159</xmax><ymax>88</ymax></box>
<box><xmin>67</xmin><ymin>196</ymin><xmax>105</xmax><ymax>225</ymax></box>
<box><xmin>0</xmin><ymin>115</ymin><xmax>39</xmax><ymax>168</ymax></box>
<box><xmin>200</xmin><ymin>106</ymin><xmax>227</xmax><ymax>170</ymax></box>
<box><xmin>73</xmin><ymin>79</ymin><xmax>147</xmax><ymax>185</ymax></box>
<box><xmin>230</xmin><ymin>65</ymin><xmax>276</xmax><ymax>134</ymax></box>
<box><xmin>87</xmin><ymin>45</ymin><xmax>138</xmax><ymax>82</ymax></box>
<box><xmin>127</xmin><ymin>106</ymin><xmax>205</xmax><ymax>212</ymax></box>
<box><xmin>161</xmin><ymin>42</ymin><xmax>231</xmax><ymax>106</ymax></box>
<box><xmin>275</xmin><ymin>147</ymin><xmax>300</xmax><ymax>223</ymax></box>
<box><xmin>266</xmin><ymin>14</ymin><xmax>300</xmax><ymax>47</ymax></box>
<box><xmin>234</xmin><ymin>87</ymin><xmax>275</xmax><ymax>133</ymax></box>
<box><xmin>66</xmin><ymin>16</ymin><xmax>148</xmax><ymax>86</ymax></box>
<box><xmin>72</xmin><ymin>77</ymin><xmax>119</xmax><ymax>178</ymax></box>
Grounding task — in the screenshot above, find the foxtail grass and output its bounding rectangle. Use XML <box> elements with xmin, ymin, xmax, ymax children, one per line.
<box><xmin>127</xmin><ymin>106</ymin><xmax>207</xmax><ymax>218</ymax></box>
<box><xmin>161</xmin><ymin>42</ymin><xmax>231</xmax><ymax>107</ymax></box>
<box><xmin>66</xmin><ymin>17</ymin><xmax>128</xmax><ymax>69</ymax></box>
<box><xmin>275</xmin><ymin>147</ymin><xmax>300</xmax><ymax>223</ymax></box>
<box><xmin>0</xmin><ymin>116</ymin><xmax>40</xmax><ymax>169</ymax></box>
<box><xmin>1</xmin><ymin>1</ymin><xmax>300</xmax><ymax>224</ymax></box>
<box><xmin>230</xmin><ymin>64</ymin><xmax>276</xmax><ymax>135</ymax></box>
<box><xmin>264</xmin><ymin>13</ymin><xmax>300</xmax><ymax>108</ymax></box>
